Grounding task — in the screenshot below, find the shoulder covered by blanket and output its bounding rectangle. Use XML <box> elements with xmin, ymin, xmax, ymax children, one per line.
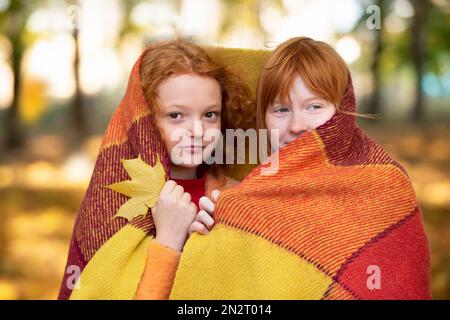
<box><xmin>57</xmin><ymin>44</ymin><xmax>269</xmax><ymax>300</ymax></box>
<box><xmin>170</xmin><ymin>75</ymin><xmax>431</xmax><ymax>300</ymax></box>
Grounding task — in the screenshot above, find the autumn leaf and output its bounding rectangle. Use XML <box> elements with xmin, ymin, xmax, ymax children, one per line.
<box><xmin>105</xmin><ymin>155</ymin><xmax>166</xmax><ymax>221</ymax></box>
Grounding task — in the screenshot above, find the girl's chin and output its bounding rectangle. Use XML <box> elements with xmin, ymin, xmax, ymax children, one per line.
<box><xmin>170</xmin><ymin>160</ymin><xmax>202</xmax><ymax>168</ymax></box>
<box><xmin>169</xmin><ymin>151</ymin><xmax>214</xmax><ymax>168</ymax></box>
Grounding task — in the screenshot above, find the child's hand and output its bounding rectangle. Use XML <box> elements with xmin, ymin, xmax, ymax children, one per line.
<box><xmin>152</xmin><ymin>180</ymin><xmax>198</xmax><ymax>252</ymax></box>
<box><xmin>189</xmin><ymin>189</ymin><xmax>220</xmax><ymax>235</ymax></box>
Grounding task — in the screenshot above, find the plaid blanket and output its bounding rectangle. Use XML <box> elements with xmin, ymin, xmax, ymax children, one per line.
<box><xmin>169</xmin><ymin>75</ymin><xmax>431</xmax><ymax>300</ymax></box>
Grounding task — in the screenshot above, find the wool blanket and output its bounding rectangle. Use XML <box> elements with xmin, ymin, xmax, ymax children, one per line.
<box><xmin>168</xmin><ymin>75</ymin><xmax>431</xmax><ymax>300</ymax></box>
<box><xmin>57</xmin><ymin>44</ymin><xmax>269</xmax><ymax>300</ymax></box>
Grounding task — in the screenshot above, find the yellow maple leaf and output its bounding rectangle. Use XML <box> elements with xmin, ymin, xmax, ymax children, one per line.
<box><xmin>105</xmin><ymin>155</ymin><xmax>166</xmax><ymax>221</ymax></box>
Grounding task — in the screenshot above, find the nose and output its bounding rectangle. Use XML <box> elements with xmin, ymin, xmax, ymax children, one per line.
<box><xmin>186</xmin><ymin>118</ymin><xmax>204</xmax><ymax>143</ymax></box>
<box><xmin>288</xmin><ymin>112</ymin><xmax>307</xmax><ymax>135</ymax></box>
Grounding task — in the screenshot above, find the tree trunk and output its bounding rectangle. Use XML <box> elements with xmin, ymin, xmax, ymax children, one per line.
<box><xmin>368</xmin><ymin>26</ymin><xmax>383</xmax><ymax>115</ymax></box>
<box><xmin>5</xmin><ymin>34</ymin><xmax>24</xmax><ymax>150</ymax></box>
<box><xmin>367</xmin><ymin>0</ymin><xmax>384</xmax><ymax>116</ymax></box>
<box><xmin>72</xmin><ymin>26</ymin><xmax>86</xmax><ymax>142</ymax></box>
<box><xmin>411</xmin><ymin>0</ymin><xmax>429</xmax><ymax>121</ymax></box>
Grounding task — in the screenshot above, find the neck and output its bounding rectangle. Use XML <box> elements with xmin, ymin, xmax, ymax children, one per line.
<box><xmin>170</xmin><ymin>165</ymin><xmax>198</xmax><ymax>179</ymax></box>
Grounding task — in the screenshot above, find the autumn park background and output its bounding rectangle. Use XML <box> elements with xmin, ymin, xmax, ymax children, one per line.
<box><xmin>0</xmin><ymin>0</ymin><xmax>449</xmax><ymax>300</ymax></box>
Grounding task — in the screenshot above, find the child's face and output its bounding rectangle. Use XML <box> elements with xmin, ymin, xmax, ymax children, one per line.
<box><xmin>265</xmin><ymin>74</ymin><xmax>336</xmax><ymax>152</ymax></box>
<box><xmin>155</xmin><ymin>73</ymin><xmax>222</xmax><ymax>168</ymax></box>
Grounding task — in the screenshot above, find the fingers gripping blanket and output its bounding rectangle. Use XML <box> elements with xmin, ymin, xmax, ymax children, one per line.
<box><xmin>57</xmin><ymin>45</ymin><xmax>269</xmax><ymax>300</ymax></box>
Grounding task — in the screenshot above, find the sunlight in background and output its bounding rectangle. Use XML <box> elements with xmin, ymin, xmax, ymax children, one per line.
<box><xmin>0</xmin><ymin>134</ymin><xmax>102</xmax><ymax>190</ymax></box>
<box><xmin>0</xmin><ymin>0</ymin><xmax>448</xmax><ymax>106</ymax></box>
<box><xmin>23</xmin><ymin>35</ymin><xmax>75</xmax><ymax>99</ymax></box>
<box><xmin>179</xmin><ymin>0</ymin><xmax>222</xmax><ymax>41</ymax></box>
<box><xmin>9</xmin><ymin>0</ymin><xmax>446</xmax><ymax>110</ymax></box>
<box><xmin>131</xmin><ymin>0</ymin><xmax>177</xmax><ymax>33</ymax></box>
<box><xmin>0</xmin><ymin>59</ymin><xmax>13</xmax><ymax>109</ymax></box>
<box><xmin>60</xmin><ymin>153</ymin><xmax>94</xmax><ymax>187</ymax></box>
<box><xmin>24</xmin><ymin>5</ymin><xmax>75</xmax><ymax>100</ymax></box>
<box><xmin>79</xmin><ymin>0</ymin><xmax>123</xmax><ymax>94</ymax></box>
<box><xmin>8</xmin><ymin>156</ymin><xmax>94</xmax><ymax>190</ymax></box>
<box><xmin>263</xmin><ymin>0</ymin><xmax>361</xmax><ymax>45</ymax></box>
<box><xmin>79</xmin><ymin>0</ymin><xmax>122</xmax><ymax>46</ymax></box>
<box><xmin>27</xmin><ymin>6</ymin><xmax>68</xmax><ymax>33</ymax></box>
<box><xmin>0</xmin><ymin>0</ymin><xmax>366</xmax><ymax>102</ymax></box>
<box><xmin>394</xmin><ymin>0</ymin><xmax>415</xmax><ymax>18</ymax></box>
<box><xmin>0</xmin><ymin>0</ymin><xmax>9</xmax><ymax>12</ymax></box>
<box><xmin>80</xmin><ymin>47</ymin><xmax>123</xmax><ymax>95</ymax></box>
<box><xmin>384</xmin><ymin>0</ymin><xmax>414</xmax><ymax>33</ymax></box>
<box><xmin>336</xmin><ymin>36</ymin><xmax>361</xmax><ymax>64</ymax></box>
<box><xmin>385</xmin><ymin>13</ymin><xmax>408</xmax><ymax>33</ymax></box>
<box><xmin>21</xmin><ymin>0</ymin><xmax>125</xmax><ymax>98</ymax></box>
<box><xmin>0</xmin><ymin>35</ymin><xmax>13</xmax><ymax>109</ymax></box>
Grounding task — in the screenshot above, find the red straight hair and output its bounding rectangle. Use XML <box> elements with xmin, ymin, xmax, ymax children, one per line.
<box><xmin>256</xmin><ymin>37</ymin><xmax>349</xmax><ymax>129</ymax></box>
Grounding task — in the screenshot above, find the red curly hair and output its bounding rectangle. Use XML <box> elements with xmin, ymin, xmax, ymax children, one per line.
<box><xmin>139</xmin><ymin>39</ymin><xmax>255</xmax><ymax>175</ymax></box>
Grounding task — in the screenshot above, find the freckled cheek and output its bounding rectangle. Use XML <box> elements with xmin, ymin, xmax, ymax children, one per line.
<box><xmin>311</xmin><ymin>109</ymin><xmax>336</xmax><ymax>128</ymax></box>
<box><xmin>302</xmin><ymin>112</ymin><xmax>324</xmax><ymax>129</ymax></box>
<box><xmin>305</xmin><ymin>117</ymin><xmax>322</xmax><ymax>130</ymax></box>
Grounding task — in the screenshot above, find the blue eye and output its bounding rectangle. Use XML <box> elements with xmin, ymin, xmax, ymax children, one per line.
<box><xmin>307</xmin><ymin>104</ymin><xmax>322</xmax><ymax>111</ymax></box>
<box><xmin>274</xmin><ymin>106</ymin><xmax>289</xmax><ymax>113</ymax></box>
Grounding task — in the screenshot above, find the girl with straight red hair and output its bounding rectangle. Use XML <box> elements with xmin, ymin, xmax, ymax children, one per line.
<box><xmin>168</xmin><ymin>37</ymin><xmax>431</xmax><ymax>300</ymax></box>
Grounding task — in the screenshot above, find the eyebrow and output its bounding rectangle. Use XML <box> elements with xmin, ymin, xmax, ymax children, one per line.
<box><xmin>165</xmin><ymin>103</ymin><xmax>221</xmax><ymax>111</ymax></box>
<box><xmin>274</xmin><ymin>96</ymin><xmax>324</xmax><ymax>105</ymax></box>
<box><xmin>303</xmin><ymin>96</ymin><xmax>326</xmax><ymax>104</ymax></box>
<box><xmin>273</xmin><ymin>98</ymin><xmax>291</xmax><ymax>105</ymax></box>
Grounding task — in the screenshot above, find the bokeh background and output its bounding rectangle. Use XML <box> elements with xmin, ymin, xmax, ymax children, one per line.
<box><xmin>0</xmin><ymin>0</ymin><xmax>449</xmax><ymax>300</ymax></box>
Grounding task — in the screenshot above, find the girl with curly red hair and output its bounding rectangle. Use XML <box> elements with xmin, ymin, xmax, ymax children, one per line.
<box><xmin>58</xmin><ymin>40</ymin><xmax>255</xmax><ymax>300</ymax></box>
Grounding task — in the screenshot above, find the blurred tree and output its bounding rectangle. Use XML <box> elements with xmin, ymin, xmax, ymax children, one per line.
<box><xmin>1</xmin><ymin>0</ymin><xmax>92</xmax><ymax>149</ymax></box>
<box><xmin>118</xmin><ymin>0</ymin><xmax>143</xmax><ymax>40</ymax></box>
<box><xmin>352</xmin><ymin>0</ymin><xmax>449</xmax><ymax>120</ymax></box>
<box><xmin>392</xmin><ymin>0</ymin><xmax>449</xmax><ymax>120</ymax></box>
<box><xmin>68</xmin><ymin>1</ymin><xmax>86</xmax><ymax>143</ymax></box>
<box><xmin>0</xmin><ymin>0</ymin><xmax>61</xmax><ymax>149</ymax></box>
<box><xmin>352</xmin><ymin>0</ymin><xmax>391</xmax><ymax>116</ymax></box>
<box><xmin>422</xmin><ymin>0</ymin><xmax>450</xmax><ymax>118</ymax></box>
<box><xmin>410</xmin><ymin>0</ymin><xmax>430</xmax><ymax>121</ymax></box>
<box><xmin>0</xmin><ymin>0</ymin><xmax>31</xmax><ymax>151</ymax></box>
<box><xmin>368</xmin><ymin>0</ymin><xmax>389</xmax><ymax>116</ymax></box>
